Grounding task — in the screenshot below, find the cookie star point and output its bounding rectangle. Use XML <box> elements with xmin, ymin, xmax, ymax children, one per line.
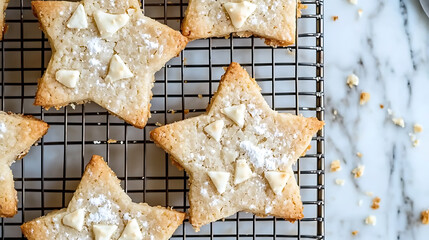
<box><xmin>21</xmin><ymin>155</ymin><xmax>185</xmax><ymax>239</ymax></box>
<box><xmin>0</xmin><ymin>0</ymin><xmax>9</xmax><ymax>40</ymax></box>
<box><xmin>32</xmin><ymin>0</ymin><xmax>188</xmax><ymax>128</ymax></box>
<box><xmin>182</xmin><ymin>0</ymin><xmax>296</xmax><ymax>46</ymax></box>
<box><xmin>0</xmin><ymin>111</ymin><xmax>49</xmax><ymax>218</ymax></box>
<box><xmin>150</xmin><ymin>62</ymin><xmax>323</xmax><ymax>229</ymax></box>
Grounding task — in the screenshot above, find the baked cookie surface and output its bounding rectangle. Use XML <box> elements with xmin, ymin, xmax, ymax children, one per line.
<box><xmin>21</xmin><ymin>155</ymin><xmax>185</xmax><ymax>240</ymax></box>
<box><xmin>0</xmin><ymin>111</ymin><xmax>49</xmax><ymax>217</ymax></box>
<box><xmin>182</xmin><ymin>0</ymin><xmax>297</xmax><ymax>47</ymax></box>
<box><xmin>150</xmin><ymin>62</ymin><xmax>324</xmax><ymax>229</ymax></box>
<box><xmin>32</xmin><ymin>0</ymin><xmax>188</xmax><ymax>128</ymax></box>
<box><xmin>0</xmin><ymin>0</ymin><xmax>9</xmax><ymax>39</ymax></box>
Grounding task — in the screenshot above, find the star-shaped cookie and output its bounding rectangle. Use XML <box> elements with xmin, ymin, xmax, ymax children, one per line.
<box><xmin>21</xmin><ymin>155</ymin><xmax>185</xmax><ymax>239</ymax></box>
<box><xmin>0</xmin><ymin>0</ymin><xmax>9</xmax><ymax>39</ymax></box>
<box><xmin>182</xmin><ymin>0</ymin><xmax>296</xmax><ymax>47</ymax></box>
<box><xmin>32</xmin><ymin>0</ymin><xmax>188</xmax><ymax>128</ymax></box>
<box><xmin>150</xmin><ymin>62</ymin><xmax>324</xmax><ymax>229</ymax></box>
<box><xmin>0</xmin><ymin>111</ymin><xmax>49</xmax><ymax>217</ymax></box>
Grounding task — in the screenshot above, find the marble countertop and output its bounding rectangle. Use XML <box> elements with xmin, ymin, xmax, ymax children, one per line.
<box><xmin>325</xmin><ymin>0</ymin><xmax>429</xmax><ymax>239</ymax></box>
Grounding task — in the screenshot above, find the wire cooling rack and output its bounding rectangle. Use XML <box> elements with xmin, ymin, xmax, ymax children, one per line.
<box><xmin>0</xmin><ymin>0</ymin><xmax>324</xmax><ymax>239</ymax></box>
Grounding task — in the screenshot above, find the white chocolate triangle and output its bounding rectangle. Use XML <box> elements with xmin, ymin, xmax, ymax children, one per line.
<box><xmin>105</xmin><ymin>54</ymin><xmax>134</xmax><ymax>82</ymax></box>
<box><xmin>94</xmin><ymin>10</ymin><xmax>130</xmax><ymax>38</ymax></box>
<box><xmin>234</xmin><ymin>159</ymin><xmax>253</xmax><ymax>185</ymax></box>
<box><xmin>55</xmin><ymin>70</ymin><xmax>79</xmax><ymax>88</ymax></box>
<box><xmin>93</xmin><ymin>224</ymin><xmax>118</xmax><ymax>240</ymax></box>
<box><xmin>223</xmin><ymin>104</ymin><xmax>246</xmax><ymax>127</ymax></box>
<box><xmin>62</xmin><ymin>209</ymin><xmax>85</xmax><ymax>231</ymax></box>
<box><xmin>119</xmin><ymin>219</ymin><xmax>142</xmax><ymax>240</ymax></box>
<box><xmin>204</xmin><ymin>120</ymin><xmax>224</xmax><ymax>142</ymax></box>
<box><xmin>67</xmin><ymin>4</ymin><xmax>88</xmax><ymax>29</ymax></box>
<box><xmin>224</xmin><ymin>1</ymin><xmax>257</xmax><ymax>28</ymax></box>
<box><xmin>265</xmin><ymin>171</ymin><xmax>290</xmax><ymax>195</ymax></box>
<box><xmin>208</xmin><ymin>171</ymin><xmax>230</xmax><ymax>194</ymax></box>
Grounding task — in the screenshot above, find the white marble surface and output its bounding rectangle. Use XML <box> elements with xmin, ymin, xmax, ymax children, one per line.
<box><xmin>325</xmin><ymin>0</ymin><xmax>429</xmax><ymax>239</ymax></box>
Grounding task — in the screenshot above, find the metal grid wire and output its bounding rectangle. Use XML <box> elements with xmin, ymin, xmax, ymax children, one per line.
<box><xmin>0</xmin><ymin>0</ymin><xmax>324</xmax><ymax>239</ymax></box>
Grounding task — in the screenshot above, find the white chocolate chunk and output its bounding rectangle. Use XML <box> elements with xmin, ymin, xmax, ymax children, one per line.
<box><xmin>208</xmin><ymin>171</ymin><xmax>230</xmax><ymax>194</ymax></box>
<box><xmin>119</xmin><ymin>219</ymin><xmax>142</xmax><ymax>240</ymax></box>
<box><xmin>234</xmin><ymin>159</ymin><xmax>253</xmax><ymax>185</ymax></box>
<box><xmin>94</xmin><ymin>10</ymin><xmax>130</xmax><ymax>38</ymax></box>
<box><xmin>93</xmin><ymin>224</ymin><xmax>118</xmax><ymax>240</ymax></box>
<box><xmin>204</xmin><ymin>120</ymin><xmax>224</xmax><ymax>142</ymax></box>
<box><xmin>105</xmin><ymin>54</ymin><xmax>134</xmax><ymax>82</ymax></box>
<box><xmin>62</xmin><ymin>209</ymin><xmax>85</xmax><ymax>231</ymax></box>
<box><xmin>223</xmin><ymin>104</ymin><xmax>246</xmax><ymax>127</ymax></box>
<box><xmin>55</xmin><ymin>70</ymin><xmax>79</xmax><ymax>88</ymax></box>
<box><xmin>224</xmin><ymin>1</ymin><xmax>257</xmax><ymax>28</ymax></box>
<box><xmin>365</xmin><ymin>215</ymin><xmax>376</xmax><ymax>226</ymax></box>
<box><xmin>265</xmin><ymin>171</ymin><xmax>290</xmax><ymax>195</ymax></box>
<box><xmin>67</xmin><ymin>4</ymin><xmax>88</xmax><ymax>29</ymax></box>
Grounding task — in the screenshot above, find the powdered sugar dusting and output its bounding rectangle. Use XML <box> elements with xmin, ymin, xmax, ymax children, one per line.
<box><xmin>0</xmin><ymin>122</ymin><xmax>6</xmax><ymax>139</ymax></box>
<box><xmin>240</xmin><ymin>141</ymin><xmax>270</xmax><ymax>168</ymax></box>
<box><xmin>87</xmin><ymin>194</ymin><xmax>120</xmax><ymax>224</ymax></box>
<box><xmin>265</xmin><ymin>205</ymin><xmax>272</xmax><ymax>214</ymax></box>
<box><xmin>200</xmin><ymin>188</ymin><xmax>208</xmax><ymax>197</ymax></box>
<box><xmin>89</xmin><ymin>194</ymin><xmax>106</xmax><ymax>205</ymax></box>
<box><xmin>248</xmin><ymin>104</ymin><xmax>266</xmax><ymax>135</ymax></box>
<box><xmin>240</xmin><ymin>141</ymin><xmax>291</xmax><ymax>170</ymax></box>
<box><xmin>123</xmin><ymin>212</ymin><xmax>131</xmax><ymax>221</ymax></box>
<box><xmin>87</xmin><ymin>37</ymin><xmax>103</xmax><ymax>55</ymax></box>
<box><xmin>140</xmin><ymin>34</ymin><xmax>159</xmax><ymax>50</ymax></box>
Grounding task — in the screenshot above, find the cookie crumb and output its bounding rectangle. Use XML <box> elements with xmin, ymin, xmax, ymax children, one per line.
<box><xmin>169</xmin><ymin>109</ymin><xmax>176</xmax><ymax>114</ymax></box>
<box><xmin>365</xmin><ymin>191</ymin><xmax>373</xmax><ymax>197</ymax></box>
<box><xmin>155</xmin><ymin>122</ymin><xmax>163</xmax><ymax>127</ymax></box>
<box><xmin>70</xmin><ymin>103</ymin><xmax>76</xmax><ymax>110</ymax></box>
<box><xmin>184</xmin><ymin>109</ymin><xmax>190</xmax><ymax>115</ymax></box>
<box><xmin>358</xmin><ymin>199</ymin><xmax>363</xmax><ymax>206</ymax></box>
<box><xmin>198</xmin><ymin>94</ymin><xmax>203</xmax><ymax>99</ymax></box>
<box><xmin>183</xmin><ymin>57</ymin><xmax>187</xmax><ymax>65</ymax></box>
<box><xmin>332</xmin><ymin>16</ymin><xmax>339</xmax><ymax>21</ymax></box>
<box><xmin>414</xmin><ymin>124</ymin><xmax>423</xmax><ymax>133</ymax></box>
<box><xmin>346</xmin><ymin>74</ymin><xmax>359</xmax><ymax>88</ymax></box>
<box><xmin>356</xmin><ymin>152</ymin><xmax>362</xmax><ymax>158</ymax></box>
<box><xmin>409</xmin><ymin>133</ymin><xmax>420</xmax><ymax>147</ymax></box>
<box><xmin>107</xmin><ymin>139</ymin><xmax>117</xmax><ymax>144</ymax></box>
<box><xmin>349</xmin><ymin>0</ymin><xmax>358</xmax><ymax>5</ymax></box>
<box><xmin>93</xmin><ymin>140</ymin><xmax>101</xmax><ymax>144</ymax></box>
<box><xmin>352</xmin><ymin>230</ymin><xmax>358</xmax><ymax>236</ymax></box>
<box><xmin>412</xmin><ymin>139</ymin><xmax>420</xmax><ymax>147</ymax></box>
<box><xmin>392</xmin><ymin>117</ymin><xmax>405</xmax><ymax>128</ymax></box>
<box><xmin>330</xmin><ymin>160</ymin><xmax>341</xmax><ymax>172</ymax></box>
<box><xmin>365</xmin><ymin>215</ymin><xmax>376</xmax><ymax>226</ymax></box>
<box><xmin>335</xmin><ymin>178</ymin><xmax>345</xmax><ymax>186</ymax></box>
<box><xmin>357</xmin><ymin>9</ymin><xmax>363</xmax><ymax>16</ymax></box>
<box><xmin>359</xmin><ymin>92</ymin><xmax>370</xmax><ymax>105</ymax></box>
<box><xmin>421</xmin><ymin>210</ymin><xmax>429</xmax><ymax>224</ymax></box>
<box><xmin>371</xmin><ymin>197</ymin><xmax>380</xmax><ymax>210</ymax></box>
<box><xmin>352</xmin><ymin>165</ymin><xmax>365</xmax><ymax>178</ymax></box>
<box><xmin>379</xmin><ymin>104</ymin><xmax>384</xmax><ymax>109</ymax></box>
